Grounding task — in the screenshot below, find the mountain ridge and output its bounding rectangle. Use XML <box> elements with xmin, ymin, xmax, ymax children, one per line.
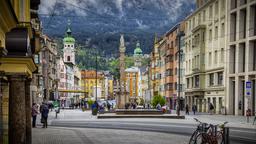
<box><xmin>39</xmin><ymin>0</ymin><xmax>195</xmax><ymax>56</ymax></box>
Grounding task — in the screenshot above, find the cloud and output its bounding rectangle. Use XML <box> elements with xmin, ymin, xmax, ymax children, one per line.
<box><xmin>135</xmin><ymin>19</ymin><xmax>149</xmax><ymax>29</ymax></box>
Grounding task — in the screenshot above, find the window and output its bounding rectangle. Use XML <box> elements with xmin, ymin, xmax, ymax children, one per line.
<box><xmin>221</xmin><ymin>23</ymin><xmax>225</xmax><ymax>37</ymax></box>
<box><xmin>217</xmin><ymin>72</ymin><xmax>223</xmax><ymax>85</ymax></box>
<box><xmin>198</xmin><ymin>13</ymin><xmax>201</xmax><ymax>24</ymax></box>
<box><xmin>209</xmin><ymin>29</ymin><xmax>212</xmax><ymax>41</ymax></box>
<box><xmin>220</xmin><ymin>48</ymin><xmax>224</xmax><ymax>63</ymax></box>
<box><xmin>67</xmin><ymin>56</ymin><xmax>70</xmax><ymax>61</ymax></box>
<box><xmin>215</xmin><ymin>1</ymin><xmax>219</xmax><ymax>15</ymax></box>
<box><xmin>214</xmin><ymin>50</ymin><xmax>218</xmax><ymax>64</ymax></box>
<box><xmin>221</xmin><ymin>0</ymin><xmax>225</xmax><ymax>10</ymax></box>
<box><xmin>195</xmin><ymin>75</ymin><xmax>199</xmax><ymax>88</ymax></box>
<box><xmin>209</xmin><ymin>73</ymin><xmax>214</xmax><ymax>86</ymax></box>
<box><xmin>209</xmin><ymin>52</ymin><xmax>212</xmax><ymax>66</ymax></box>
<box><xmin>209</xmin><ymin>5</ymin><xmax>213</xmax><ymax>18</ymax></box>
<box><xmin>203</xmin><ymin>10</ymin><xmax>206</xmax><ymax>21</ymax></box>
<box><xmin>187</xmin><ymin>78</ymin><xmax>190</xmax><ymax>88</ymax></box>
<box><xmin>215</xmin><ymin>26</ymin><xmax>218</xmax><ymax>39</ymax></box>
<box><xmin>34</xmin><ymin>54</ymin><xmax>40</xmax><ymax>64</ymax></box>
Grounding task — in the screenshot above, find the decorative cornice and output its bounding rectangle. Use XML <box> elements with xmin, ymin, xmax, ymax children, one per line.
<box><xmin>0</xmin><ymin>57</ymin><xmax>37</xmax><ymax>78</ymax></box>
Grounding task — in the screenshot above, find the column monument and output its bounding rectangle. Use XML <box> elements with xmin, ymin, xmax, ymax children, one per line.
<box><xmin>118</xmin><ymin>34</ymin><xmax>128</xmax><ymax>108</ymax></box>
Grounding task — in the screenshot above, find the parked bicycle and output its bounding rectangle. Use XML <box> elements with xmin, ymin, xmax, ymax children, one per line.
<box><xmin>189</xmin><ymin>118</ymin><xmax>229</xmax><ymax>144</ymax></box>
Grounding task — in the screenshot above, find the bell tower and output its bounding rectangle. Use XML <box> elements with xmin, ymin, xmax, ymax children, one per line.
<box><xmin>63</xmin><ymin>19</ymin><xmax>76</xmax><ymax>65</ymax></box>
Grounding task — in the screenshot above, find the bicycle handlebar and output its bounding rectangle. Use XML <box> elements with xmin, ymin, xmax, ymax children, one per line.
<box><xmin>193</xmin><ymin>118</ymin><xmax>228</xmax><ymax>127</ymax></box>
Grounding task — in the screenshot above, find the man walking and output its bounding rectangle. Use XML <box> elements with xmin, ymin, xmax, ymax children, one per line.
<box><xmin>185</xmin><ymin>104</ymin><xmax>189</xmax><ymax>115</ymax></box>
<box><xmin>192</xmin><ymin>104</ymin><xmax>197</xmax><ymax>115</ymax></box>
<box><xmin>41</xmin><ymin>102</ymin><xmax>49</xmax><ymax>128</ymax></box>
<box><xmin>209</xmin><ymin>102</ymin><xmax>214</xmax><ymax>115</ymax></box>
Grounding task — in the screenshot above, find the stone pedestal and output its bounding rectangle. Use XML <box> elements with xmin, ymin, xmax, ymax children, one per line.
<box><xmin>8</xmin><ymin>75</ymin><xmax>27</xmax><ymax>144</ymax></box>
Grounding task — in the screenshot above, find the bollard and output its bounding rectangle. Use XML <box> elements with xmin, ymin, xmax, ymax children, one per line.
<box><xmin>223</xmin><ymin>127</ymin><xmax>230</xmax><ymax>144</ymax></box>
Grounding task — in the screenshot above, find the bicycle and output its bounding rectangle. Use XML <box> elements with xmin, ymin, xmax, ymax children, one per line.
<box><xmin>189</xmin><ymin>118</ymin><xmax>228</xmax><ymax>144</ymax></box>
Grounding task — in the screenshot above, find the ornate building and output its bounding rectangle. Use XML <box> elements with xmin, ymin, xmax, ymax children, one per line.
<box><xmin>58</xmin><ymin>20</ymin><xmax>81</xmax><ymax>107</ymax></box>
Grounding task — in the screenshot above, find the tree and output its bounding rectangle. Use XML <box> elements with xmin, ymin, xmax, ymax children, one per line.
<box><xmin>87</xmin><ymin>99</ymin><xmax>94</xmax><ymax>109</ymax></box>
<box><xmin>151</xmin><ymin>95</ymin><xmax>165</xmax><ymax>108</ymax></box>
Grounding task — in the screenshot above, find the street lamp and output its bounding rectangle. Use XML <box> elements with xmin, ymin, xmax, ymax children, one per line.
<box><xmin>177</xmin><ymin>31</ymin><xmax>185</xmax><ymax>116</ymax></box>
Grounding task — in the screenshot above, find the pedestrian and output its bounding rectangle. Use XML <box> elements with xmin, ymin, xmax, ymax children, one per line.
<box><xmin>192</xmin><ymin>104</ymin><xmax>196</xmax><ymax>115</ymax></box>
<box><xmin>31</xmin><ymin>103</ymin><xmax>39</xmax><ymax>128</ymax></box>
<box><xmin>209</xmin><ymin>102</ymin><xmax>214</xmax><ymax>115</ymax></box>
<box><xmin>156</xmin><ymin>103</ymin><xmax>161</xmax><ymax>110</ymax></box>
<box><xmin>107</xmin><ymin>103</ymin><xmax>111</xmax><ymax>111</ymax></box>
<box><xmin>41</xmin><ymin>102</ymin><xmax>49</xmax><ymax>128</ymax></box>
<box><xmin>185</xmin><ymin>104</ymin><xmax>189</xmax><ymax>115</ymax></box>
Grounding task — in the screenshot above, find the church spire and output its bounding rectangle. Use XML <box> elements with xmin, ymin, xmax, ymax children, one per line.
<box><xmin>66</xmin><ymin>19</ymin><xmax>72</xmax><ymax>36</ymax></box>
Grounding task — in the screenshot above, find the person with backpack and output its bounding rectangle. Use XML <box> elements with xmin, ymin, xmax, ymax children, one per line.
<box><xmin>41</xmin><ymin>102</ymin><xmax>49</xmax><ymax>128</ymax></box>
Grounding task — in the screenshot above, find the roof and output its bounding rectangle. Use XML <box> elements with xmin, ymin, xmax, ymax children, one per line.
<box><xmin>125</xmin><ymin>67</ymin><xmax>140</xmax><ymax>73</ymax></box>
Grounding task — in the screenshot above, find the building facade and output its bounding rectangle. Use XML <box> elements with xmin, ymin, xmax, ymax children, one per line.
<box><xmin>0</xmin><ymin>0</ymin><xmax>41</xmax><ymax>143</ymax></box>
<box><xmin>164</xmin><ymin>26</ymin><xmax>179</xmax><ymax>109</ymax></box>
<box><xmin>226</xmin><ymin>0</ymin><xmax>256</xmax><ymax>115</ymax></box>
<box><xmin>81</xmin><ymin>70</ymin><xmax>104</xmax><ymax>100</ymax></box>
<box><xmin>41</xmin><ymin>35</ymin><xmax>58</xmax><ymax>101</ymax></box>
<box><xmin>57</xmin><ymin>20</ymin><xmax>81</xmax><ymax>107</ymax></box>
<box><xmin>184</xmin><ymin>0</ymin><xmax>226</xmax><ymax>113</ymax></box>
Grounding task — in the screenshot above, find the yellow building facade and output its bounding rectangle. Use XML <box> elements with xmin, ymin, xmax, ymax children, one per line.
<box><xmin>81</xmin><ymin>70</ymin><xmax>104</xmax><ymax>99</ymax></box>
<box><xmin>0</xmin><ymin>0</ymin><xmax>41</xmax><ymax>143</ymax></box>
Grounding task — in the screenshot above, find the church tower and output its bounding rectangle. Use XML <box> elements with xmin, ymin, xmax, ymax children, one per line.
<box><xmin>118</xmin><ymin>34</ymin><xmax>128</xmax><ymax>108</ymax></box>
<box><xmin>63</xmin><ymin>20</ymin><xmax>76</xmax><ymax>65</ymax></box>
<box><xmin>133</xmin><ymin>41</ymin><xmax>143</xmax><ymax>67</ymax></box>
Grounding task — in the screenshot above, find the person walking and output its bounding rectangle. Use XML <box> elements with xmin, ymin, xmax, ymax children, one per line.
<box><xmin>185</xmin><ymin>104</ymin><xmax>189</xmax><ymax>115</ymax></box>
<box><xmin>209</xmin><ymin>102</ymin><xmax>214</xmax><ymax>115</ymax></box>
<box><xmin>192</xmin><ymin>104</ymin><xmax>196</xmax><ymax>115</ymax></box>
<box><xmin>32</xmin><ymin>103</ymin><xmax>39</xmax><ymax>128</ymax></box>
<box><xmin>41</xmin><ymin>102</ymin><xmax>49</xmax><ymax>128</ymax></box>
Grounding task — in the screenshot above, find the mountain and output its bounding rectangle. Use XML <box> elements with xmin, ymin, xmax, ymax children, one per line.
<box><xmin>39</xmin><ymin>0</ymin><xmax>195</xmax><ymax>56</ymax></box>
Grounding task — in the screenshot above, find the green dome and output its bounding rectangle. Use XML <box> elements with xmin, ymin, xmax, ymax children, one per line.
<box><xmin>134</xmin><ymin>42</ymin><xmax>143</xmax><ymax>55</ymax></box>
<box><xmin>63</xmin><ymin>19</ymin><xmax>75</xmax><ymax>43</ymax></box>
<box><xmin>63</xmin><ymin>36</ymin><xmax>75</xmax><ymax>43</ymax></box>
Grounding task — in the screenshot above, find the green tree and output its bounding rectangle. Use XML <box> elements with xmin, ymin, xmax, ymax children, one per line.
<box><xmin>151</xmin><ymin>95</ymin><xmax>165</xmax><ymax>108</ymax></box>
<box><xmin>87</xmin><ymin>99</ymin><xmax>94</xmax><ymax>109</ymax></box>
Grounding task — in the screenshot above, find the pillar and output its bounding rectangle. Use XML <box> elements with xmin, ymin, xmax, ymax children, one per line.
<box><xmin>8</xmin><ymin>75</ymin><xmax>27</xmax><ymax>144</ymax></box>
<box><xmin>0</xmin><ymin>79</ymin><xmax>9</xmax><ymax>144</ymax></box>
<box><xmin>25</xmin><ymin>79</ymin><xmax>32</xmax><ymax>144</ymax></box>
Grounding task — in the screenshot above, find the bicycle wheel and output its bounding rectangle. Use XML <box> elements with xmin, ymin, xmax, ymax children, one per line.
<box><xmin>189</xmin><ymin>131</ymin><xmax>199</xmax><ymax>144</ymax></box>
<box><xmin>216</xmin><ymin>131</ymin><xmax>224</xmax><ymax>144</ymax></box>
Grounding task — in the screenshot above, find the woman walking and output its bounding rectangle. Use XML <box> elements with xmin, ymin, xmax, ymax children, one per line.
<box><xmin>32</xmin><ymin>103</ymin><xmax>39</xmax><ymax>128</ymax></box>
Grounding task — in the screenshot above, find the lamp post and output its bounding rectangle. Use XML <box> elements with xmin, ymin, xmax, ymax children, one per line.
<box><xmin>95</xmin><ymin>49</ymin><xmax>98</xmax><ymax>101</ymax></box>
<box><xmin>177</xmin><ymin>31</ymin><xmax>185</xmax><ymax>116</ymax></box>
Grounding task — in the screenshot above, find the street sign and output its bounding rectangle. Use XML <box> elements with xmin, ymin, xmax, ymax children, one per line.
<box><xmin>246</xmin><ymin>81</ymin><xmax>251</xmax><ymax>89</ymax></box>
<box><xmin>246</xmin><ymin>81</ymin><xmax>251</xmax><ymax>97</ymax></box>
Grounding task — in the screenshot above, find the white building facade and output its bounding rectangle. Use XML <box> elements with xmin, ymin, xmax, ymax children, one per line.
<box><xmin>185</xmin><ymin>0</ymin><xmax>226</xmax><ymax>114</ymax></box>
<box><xmin>226</xmin><ymin>0</ymin><xmax>256</xmax><ymax>115</ymax></box>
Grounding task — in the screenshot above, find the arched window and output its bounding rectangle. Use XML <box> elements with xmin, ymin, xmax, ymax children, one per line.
<box><xmin>67</xmin><ymin>56</ymin><xmax>70</xmax><ymax>61</ymax></box>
